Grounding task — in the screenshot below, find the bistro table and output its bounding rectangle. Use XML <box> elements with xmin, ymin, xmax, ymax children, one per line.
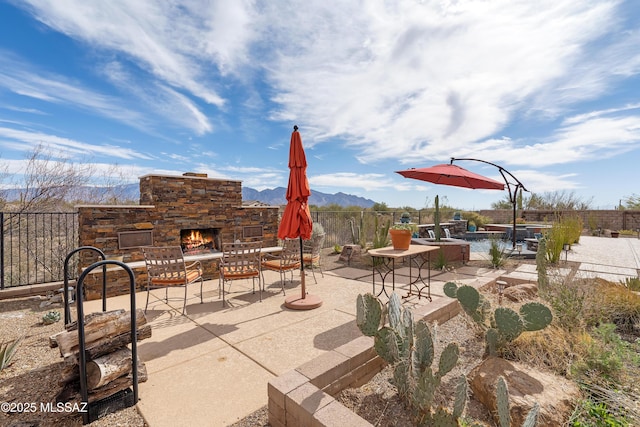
<box><xmin>368</xmin><ymin>244</ymin><xmax>439</xmax><ymax>300</ymax></box>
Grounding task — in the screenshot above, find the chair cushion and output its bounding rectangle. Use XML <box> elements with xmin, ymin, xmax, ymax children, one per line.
<box><xmin>221</xmin><ymin>265</ymin><xmax>259</xmax><ymax>279</ymax></box>
<box><xmin>262</xmin><ymin>260</ymin><xmax>300</xmax><ymax>271</ymax></box>
<box><xmin>151</xmin><ymin>269</ymin><xmax>201</xmax><ymax>285</ymax></box>
<box><xmin>302</xmin><ymin>254</ymin><xmax>319</xmax><ymax>263</ymax></box>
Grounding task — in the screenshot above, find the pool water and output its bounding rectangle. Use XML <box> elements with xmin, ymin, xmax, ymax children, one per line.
<box><xmin>468</xmin><ymin>239</ymin><xmax>511</xmax><ymax>253</ymax></box>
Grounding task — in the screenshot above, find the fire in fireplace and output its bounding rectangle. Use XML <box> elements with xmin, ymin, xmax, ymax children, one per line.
<box><xmin>180</xmin><ymin>228</ymin><xmax>221</xmax><ymax>254</ymax></box>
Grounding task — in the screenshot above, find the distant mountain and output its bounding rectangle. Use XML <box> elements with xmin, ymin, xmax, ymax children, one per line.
<box><xmin>242</xmin><ymin>187</ymin><xmax>375</xmax><ymax>208</ymax></box>
<box><xmin>2</xmin><ymin>184</ymin><xmax>376</xmax><ymax>208</ymax></box>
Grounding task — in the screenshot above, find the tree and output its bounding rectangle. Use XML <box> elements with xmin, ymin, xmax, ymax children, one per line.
<box><xmin>491</xmin><ymin>190</ymin><xmax>592</xmax><ymax>211</ymax></box>
<box><xmin>623</xmin><ymin>194</ymin><xmax>640</xmax><ymax>209</ymax></box>
<box><xmin>371</xmin><ymin>202</ymin><xmax>390</xmax><ymax>212</ymax></box>
<box><xmin>0</xmin><ymin>144</ymin><xmax>134</xmax><ymax>212</ymax></box>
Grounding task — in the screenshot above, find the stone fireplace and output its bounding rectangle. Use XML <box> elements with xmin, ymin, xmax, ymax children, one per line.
<box><xmin>76</xmin><ymin>173</ymin><xmax>279</xmax><ymax>299</ymax></box>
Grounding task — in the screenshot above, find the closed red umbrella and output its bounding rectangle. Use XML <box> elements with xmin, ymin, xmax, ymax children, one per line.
<box><xmin>396</xmin><ymin>164</ymin><xmax>505</xmax><ymax>190</ymax></box>
<box><xmin>279</xmin><ymin>126</ymin><xmax>321</xmax><ymax>310</ymax></box>
<box><xmin>278</xmin><ymin>128</ymin><xmax>312</xmax><ymax>241</ymax></box>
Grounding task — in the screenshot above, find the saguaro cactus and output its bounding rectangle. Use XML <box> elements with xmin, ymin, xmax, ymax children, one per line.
<box><xmin>356</xmin><ymin>292</ymin><xmax>466</xmax><ymax>424</ymax></box>
<box><xmin>434</xmin><ymin>195</ymin><xmax>441</xmax><ymax>241</ymax></box>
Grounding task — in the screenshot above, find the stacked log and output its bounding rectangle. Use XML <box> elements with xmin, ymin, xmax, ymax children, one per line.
<box><xmin>51</xmin><ymin>309</ymin><xmax>151</xmax><ymax>404</ymax></box>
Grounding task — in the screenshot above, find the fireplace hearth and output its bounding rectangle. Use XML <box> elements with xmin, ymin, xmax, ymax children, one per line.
<box><xmin>180</xmin><ymin>228</ymin><xmax>221</xmax><ymax>254</ymax></box>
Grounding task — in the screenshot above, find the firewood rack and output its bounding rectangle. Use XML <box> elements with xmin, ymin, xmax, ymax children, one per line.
<box><xmin>63</xmin><ymin>246</ymin><xmax>139</xmax><ymax>424</ymax></box>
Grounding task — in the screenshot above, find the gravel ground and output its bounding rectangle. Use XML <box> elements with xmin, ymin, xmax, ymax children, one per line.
<box><xmin>0</xmin><ymin>295</ymin><xmax>146</xmax><ymax>427</ymax></box>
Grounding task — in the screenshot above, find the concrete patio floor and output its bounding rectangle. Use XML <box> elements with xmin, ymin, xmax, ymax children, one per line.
<box><xmin>80</xmin><ymin>235</ymin><xmax>640</xmax><ymax>426</ymax></box>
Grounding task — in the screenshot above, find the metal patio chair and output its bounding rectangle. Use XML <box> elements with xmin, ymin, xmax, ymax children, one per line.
<box><xmin>261</xmin><ymin>238</ymin><xmax>301</xmax><ymax>295</ymax></box>
<box><xmin>303</xmin><ymin>233</ymin><xmax>325</xmax><ymax>284</ymax></box>
<box><xmin>142</xmin><ymin>246</ymin><xmax>203</xmax><ymax>315</ymax></box>
<box><xmin>218</xmin><ymin>241</ymin><xmax>263</xmax><ymax>306</ymax></box>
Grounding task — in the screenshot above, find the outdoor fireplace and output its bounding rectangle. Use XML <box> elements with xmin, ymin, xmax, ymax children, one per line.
<box><xmin>180</xmin><ymin>228</ymin><xmax>221</xmax><ymax>254</ymax></box>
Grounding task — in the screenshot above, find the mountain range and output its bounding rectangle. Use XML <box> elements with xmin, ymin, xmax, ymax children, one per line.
<box><xmin>1</xmin><ymin>184</ymin><xmax>376</xmax><ymax>208</ymax></box>
<box><xmin>242</xmin><ymin>187</ymin><xmax>375</xmax><ymax>208</ymax></box>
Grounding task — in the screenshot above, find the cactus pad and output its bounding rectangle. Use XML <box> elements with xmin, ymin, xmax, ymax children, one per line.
<box><xmin>456</xmin><ymin>285</ymin><xmax>480</xmax><ymax>313</ymax></box>
<box><xmin>438</xmin><ymin>343</ymin><xmax>459</xmax><ymax>377</ymax></box>
<box><xmin>494</xmin><ymin>307</ymin><xmax>524</xmax><ymax>341</ymax></box>
<box><xmin>520</xmin><ymin>302</ymin><xmax>553</xmax><ymax>331</ymax></box>
<box><xmin>452</xmin><ymin>374</ymin><xmax>468</xmax><ymax>419</ymax></box>
<box><xmin>356</xmin><ymin>293</ymin><xmax>382</xmax><ymax>337</ymax></box>
<box><xmin>443</xmin><ymin>281</ymin><xmax>458</xmax><ymax>298</ymax></box>
<box><xmin>374</xmin><ymin>326</ymin><xmax>400</xmax><ymax>363</ymax></box>
<box><xmin>412</xmin><ymin>320</ymin><xmax>434</xmax><ymax>373</ymax></box>
<box><xmin>496</xmin><ymin>376</ymin><xmax>510</xmax><ymax>427</ymax></box>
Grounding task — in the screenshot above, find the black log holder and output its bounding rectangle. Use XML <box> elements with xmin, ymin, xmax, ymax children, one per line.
<box><xmin>64</xmin><ymin>247</ymin><xmax>139</xmax><ymax>425</ymax></box>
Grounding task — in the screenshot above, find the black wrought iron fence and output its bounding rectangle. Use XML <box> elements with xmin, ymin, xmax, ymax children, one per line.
<box><xmin>1</xmin><ymin>212</ymin><xmax>79</xmax><ymax>289</ymax></box>
<box><xmin>1</xmin><ymin>210</ymin><xmax>430</xmax><ymax>288</ymax></box>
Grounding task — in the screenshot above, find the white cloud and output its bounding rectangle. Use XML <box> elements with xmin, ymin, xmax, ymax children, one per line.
<box><xmin>0</xmin><ymin>127</ymin><xmax>152</xmax><ymax>161</ymax></box>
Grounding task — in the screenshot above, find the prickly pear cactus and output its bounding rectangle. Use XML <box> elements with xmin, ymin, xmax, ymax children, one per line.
<box><xmin>496</xmin><ymin>376</ymin><xmax>511</xmax><ymax>427</ymax></box>
<box><xmin>356</xmin><ymin>292</ymin><xmax>464</xmax><ymax>424</ymax></box>
<box><xmin>444</xmin><ymin>282</ymin><xmax>553</xmax><ymax>356</ymax></box>
<box><xmin>496</xmin><ymin>375</ymin><xmax>540</xmax><ymax>427</ymax></box>
<box><xmin>445</xmin><ymin>283</ymin><xmax>486</xmax><ymax>324</ymax></box>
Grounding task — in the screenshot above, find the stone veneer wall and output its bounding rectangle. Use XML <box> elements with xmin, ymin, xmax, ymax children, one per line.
<box><xmin>76</xmin><ymin>173</ymin><xmax>279</xmax><ymax>299</ymax></box>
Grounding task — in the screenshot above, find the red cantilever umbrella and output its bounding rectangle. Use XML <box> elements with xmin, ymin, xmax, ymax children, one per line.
<box><xmin>396</xmin><ymin>159</ymin><xmax>525</xmax><ymax>249</ymax></box>
<box><xmin>279</xmin><ymin>126</ymin><xmax>322</xmax><ymax>310</ymax></box>
<box><xmin>396</xmin><ymin>164</ymin><xmax>505</xmax><ymax>190</ymax></box>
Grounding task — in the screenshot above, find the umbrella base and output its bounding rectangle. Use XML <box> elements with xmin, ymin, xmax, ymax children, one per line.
<box><xmin>284</xmin><ymin>294</ymin><xmax>323</xmax><ymax>310</ymax></box>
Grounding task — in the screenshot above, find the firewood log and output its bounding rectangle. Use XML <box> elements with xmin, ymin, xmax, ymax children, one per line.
<box><xmin>55</xmin><ymin>309</ymin><xmax>147</xmax><ymax>357</ymax></box>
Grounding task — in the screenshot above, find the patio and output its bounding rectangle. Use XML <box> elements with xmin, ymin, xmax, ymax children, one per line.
<box><xmin>76</xmin><ymin>252</ymin><xmax>505</xmax><ymax>426</ymax></box>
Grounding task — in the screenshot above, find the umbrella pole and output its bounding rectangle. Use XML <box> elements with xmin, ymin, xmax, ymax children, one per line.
<box><xmin>299</xmin><ymin>236</ymin><xmax>306</xmax><ymax>299</ymax></box>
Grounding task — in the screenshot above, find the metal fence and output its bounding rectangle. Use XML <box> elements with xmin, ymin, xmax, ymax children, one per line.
<box><xmin>1</xmin><ymin>212</ymin><xmax>79</xmax><ymax>289</ymax></box>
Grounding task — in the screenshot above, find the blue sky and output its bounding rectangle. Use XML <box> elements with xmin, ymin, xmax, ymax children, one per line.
<box><xmin>1</xmin><ymin>1</ymin><xmax>639</xmax><ymax>210</ymax></box>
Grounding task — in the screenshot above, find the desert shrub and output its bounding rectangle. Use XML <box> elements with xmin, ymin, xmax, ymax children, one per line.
<box><xmin>570</xmin><ymin>398</ymin><xmax>632</xmax><ymax>427</ymax></box>
<box><xmin>543</xmin><ymin>277</ymin><xmax>588</xmax><ymax>332</ymax></box>
<box><xmin>582</xmin><ymin>281</ymin><xmax>640</xmax><ymax>333</ymax></box>
<box><xmin>488</xmin><ymin>237</ymin><xmax>505</xmax><ymax>268</ymax></box>
<box><xmin>431</xmin><ymin>248</ymin><xmax>449</xmax><ymax>270</ymax></box>
<box><xmin>545</xmin><ymin>214</ymin><xmax>583</xmax><ymax>263</ymax></box>
<box><xmin>571</xmin><ymin>323</ymin><xmax>640</xmax><ymax>390</ymax></box>
<box><xmin>500</xmin><ymin>325</ymin><xmax>580</xmax><ymax>376</ymax></box>
<box><xmin>620</xmin><ymin>277</ymin><xmax>640</xmax><ymax>292</ymax></box>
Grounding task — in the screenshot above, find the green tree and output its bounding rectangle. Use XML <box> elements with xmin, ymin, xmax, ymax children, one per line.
<box><xmin>372</xmin><ymin>202</ymin><xmax>390</xmax><ymax>212</ymax></box>
<box><xmin>623</xmin><ymin>194</ymin><xmax>640</xmax><ymax>209</ymax></box>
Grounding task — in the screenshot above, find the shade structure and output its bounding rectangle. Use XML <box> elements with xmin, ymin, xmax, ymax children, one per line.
<box><xmin>396</xmin><ymin>164</ymin><xmax>505</xmax><ymax>190</ymax></box>
<box><xmin>279</xmin><ymin>126</ymin><xmax>322</xmax><ymax>310</ymax></box>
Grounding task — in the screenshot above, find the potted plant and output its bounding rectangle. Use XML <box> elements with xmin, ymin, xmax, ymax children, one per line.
<box><xmin>389</xmin><ymin>223</ymin><xmax>417</xmax><ymax>250</ymax></box>
<box><xmin>400</xmin><ymin>212</ymin><xmax>411</xmax><ymax>224</ymax></box>
<box><xmin>467</xmin><ymin>220</ymin><xmax>477</xmax><ymax>232</ymax></box>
